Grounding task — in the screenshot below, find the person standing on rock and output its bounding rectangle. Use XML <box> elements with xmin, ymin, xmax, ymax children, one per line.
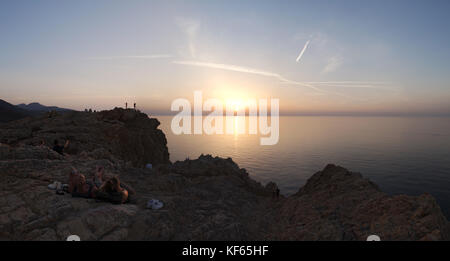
<box><xmin>134</xmin><ymin>102</ymin><xmax>136</xmax><ymax>110</ymax></box>
<box><xmin>125</xmin><ymin>102</ymin><xmax>128</xmax><ymax>109</ymax></box>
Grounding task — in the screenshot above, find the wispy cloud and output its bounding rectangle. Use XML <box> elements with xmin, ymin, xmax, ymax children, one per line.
<box><xmin>173</xmin><ymin>60</ymin><xmax>395</xmax><ymax>99</ymax></box>
<box><xmin>323</xmin><ymin>55</ymin><xmax>343</xmax><ymax>73</ymax></box>
<box><xmin>173</xmin><ymin>60</ymin><xmax>280</xmax><ymax>78</ymax></box>
<box><xmin>304</xmin><ymin>82</ymin><xmax>395</xmax><ymax>89</ymax></box>
<box><xmin>284</xmin><ymin>81</ymin><xmax>397</xmax><ymax>94</ymax></box>
<box><xmin>172</xmin><ymin>60</ymin><xmax>326</xmax><ymax>93</ymax></box>
<box><xmin>86</xmin><ymin>55</ymin><xmax>173</xmax><ymax>60</ymax></box>
<box><xmin>306</xmin><ymin>81</ymin><xmax>390</xmax><ymax>84</ymax></box>
<box><xmin>276</xmin><ymin>76</ymin><xmax>325</xmax><ymax>93</ymax></box>
<box><xmin>296</xmin><ymin>40</ymin><xmax>310</xmax><ymax>63</ymax></box>
<box><xmin>175</xmin><ymin>18</ymin><xmax>200</xmax><ymax>58</ymax></box>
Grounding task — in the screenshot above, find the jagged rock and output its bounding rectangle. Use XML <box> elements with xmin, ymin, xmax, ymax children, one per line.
<box><xmin>269</xmin><ymin>164</ymin><xmax>450</xmax><ymax>241</ymax></box>
<box><xmin>0</xmin><ymin>145</ymin><xmax>273</xmax><ymax>241</ymax></box>
<box><xmin>0</xmin><ymin>108</ymin><xmax>169</xmax><ymax>167</ymax></box>
<box><xmin>0</xmin><ymin>110</ymin><xmax>448</xmax><ymax>241</ymax></box>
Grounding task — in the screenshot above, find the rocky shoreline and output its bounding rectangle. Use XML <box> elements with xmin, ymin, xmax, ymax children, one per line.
<box><xmin>0</xmin><ymin>108</ymin><xmax>448</xmax><ymax>240</ymax></box>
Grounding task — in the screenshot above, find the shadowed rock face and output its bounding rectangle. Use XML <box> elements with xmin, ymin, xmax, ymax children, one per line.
<box><xmin>269</xmin><ymin>164</ymin><xmax>450</xmax><ymax>241</ymax></box>
<box><xmin>0</xmin><ymin>109</ymin><xmax>448</xmax><ymax>241</ymax></box>
<box><xmin>0</xmin><ymin>147</ymin><xmax>274</xmax><ymax>240</ymax></box>
<box><xmin>0</xmin><ymin>108</ymin><xmax>170</xmax><ymax>167</ymax></box>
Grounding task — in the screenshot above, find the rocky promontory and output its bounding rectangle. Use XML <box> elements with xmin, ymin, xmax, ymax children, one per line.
<box><xmin>0</xmin><ymin>108</ymin><xmax>169</xmax><ymax>167</ymax></box>
<box><xmin>0</xmin><ymin>109</ymin><xmax>448</xmax><ymax>240</ymax></box>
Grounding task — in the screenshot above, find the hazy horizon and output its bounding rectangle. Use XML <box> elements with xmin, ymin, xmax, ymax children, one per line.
<box><xmin>1</xmin><ymin>0</ymin><xmax>450</xmax><ymax>116</ymax></box>
<box><xmin>4</xmin><ymin>98</ymin><xmax>450</xmax><ymax>117</ymax></box>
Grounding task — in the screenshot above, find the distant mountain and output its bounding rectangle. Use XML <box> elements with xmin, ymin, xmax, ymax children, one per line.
<box><xmin>16</xmin><ymin>102</ymin><xmax>71</xmax><ymax>112</ymax></box>
<box><xmin>0</xmin><ymin>99</ymin><xmax>36</xmax><ymax>123</ymax></box>
<box><xmin>0</xmin><ymin>100</ymin><xmax>73</xmax><ymax>123</ymax></box>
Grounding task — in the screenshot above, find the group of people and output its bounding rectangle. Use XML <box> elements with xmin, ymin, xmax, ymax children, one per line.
<box><xmin>125</xmin><ymin>102</ymin><xmax>137</xmax><ymax>110</ymax></box>
<box><xmin>68</xmin><ymin>166</ymin><xmax>135</xmax><ymax>204</ymax></box>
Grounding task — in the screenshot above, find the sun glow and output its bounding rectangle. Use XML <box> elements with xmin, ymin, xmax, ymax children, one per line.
<box><xmin>210</xmin><ymin>83</ymin><xmax>253</xmax><ymax>105</ymax></box>
<box><xmin>234</xmin><ymin>116</ymin><xmax>240</xmax><ymax>139</ymax></box>
<box><xmin>226</xmin><ymin>99</ymin><xmax>243</xmax><ymax>112</ymax></box>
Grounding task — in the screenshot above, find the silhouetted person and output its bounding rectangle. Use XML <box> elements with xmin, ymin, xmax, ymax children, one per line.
<box><xmin>53</xmin><ymin>139</ymin><xmax>70</xmax><ymax>155</ymax></box>
<box><xmin>125</xmin><ymin>102</ymin><xmax>128</xmax><ymax>109</ymax></box>
<box><xmin>272</xmin><ymin>188</ymin><xmax>280</xmax><ymax>199</ymax></box>
<box><xmin>134</xmin><ymin>103</ymin><xmax>136</xmax><ymax>110</ymax></box>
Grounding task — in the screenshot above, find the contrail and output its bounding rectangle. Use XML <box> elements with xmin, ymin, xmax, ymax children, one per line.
<box><xmin>172</xmin><ymin>60</ymin><xmax>326</xmax><ymax>93</ymax></box>
<box><xmin>302</xmin><ymin>81</ymin><xmax>396</xmax><ymax>90</ymax></box>
<box><xmin>172</xmin><ymin>60</ymin><xmax>281</xmax><ymax>78</ymax></box>
<box><xmin>86</xmin><ymin>54</ymin><xmax>173</xmax><ymax>60</ymax></box>
<box><xmin>305</xmin><ymin>81</ymin><xmax>390</xmax><ymax>84</ymax></box>
<box><xmin>296</xmin><ymin>40</ymin><xmax>310</xmax><ymax>63</ymax></box>
<box><xmin>172</xmin><ymin>60</ymin><xmax>392</xmax><ymax>100</ymax></box>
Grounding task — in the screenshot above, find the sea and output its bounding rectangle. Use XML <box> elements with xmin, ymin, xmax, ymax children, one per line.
<box><xmin>156</xmin><ymin>115</ymin><xmax>450</xmax><ymax>218</ymax></box>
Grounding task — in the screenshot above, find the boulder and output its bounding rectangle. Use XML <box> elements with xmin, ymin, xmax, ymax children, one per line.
<box><xmin>269</xmin><ymin>164</ymin><xmax>450</xmax><ymax>240</ymax></box>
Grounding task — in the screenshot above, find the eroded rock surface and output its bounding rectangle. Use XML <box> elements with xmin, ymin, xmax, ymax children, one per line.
<box><xmin>0</xmin><ymin>110</ymin><xmax>448</xmax><ymax>241</ymax></box>
<box><xmin>268</xmin><ymin>164</ymin><xmax>450</xmax><ymax>240</ymax></box>
<box><xmin>0</xmin><ymin>108</ymin><xmax>169</xmax><ymax>167</ymax></box>
<box><xmin>0</xmin><ymin>145</ymin><xmax>273</xmax><ymax>240</ymax></box>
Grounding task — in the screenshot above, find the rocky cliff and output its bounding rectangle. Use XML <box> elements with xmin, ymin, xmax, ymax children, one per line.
<box><xmin>0</xmin><ymin>108</ymin><xmax>169</xmax><ymax>167</ymax></box>
<box><xmin>0</xmin><ymin>109</ymin><xmax>448</xmax><ymax>241</ymax></box>
<box><xmin>269</xmin><ymin>164</ymin><xmax>450</xmax><ymax>240</ymax></box>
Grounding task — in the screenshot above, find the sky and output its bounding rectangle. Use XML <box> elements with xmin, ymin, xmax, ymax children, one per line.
<box><xmin>1</xmin><ymin>0</ymin><xmax>450</xmax><ymax>116</ymax></box>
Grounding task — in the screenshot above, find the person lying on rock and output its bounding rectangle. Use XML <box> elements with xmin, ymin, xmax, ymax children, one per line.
<box><xmin>68</xmin><ymin>167</ymin><xmax>135</xmax><ymax>204</ymax></box>
<box><xmin>93</xmin><ymin>165</ymin><xmax>104</xmax><ymax>188</ymax></box>
<box><xmin>91</xmin><ymin>165</ymin><xmax>136</xmax><ymax>196</ymax></box>
<box><xmin>68</xmin><ymin>168</ymin><xmax>98</xmax><ymax>199</ymax></box>
<box><xmin>96</xmin><ymin>176</ymin><xmax>129</xmax><ymax>204</ymax></box>
<box><xmin>53</xmin><ymin>139</ymin><xmax>70</xmax><ymax>155</ymax></box>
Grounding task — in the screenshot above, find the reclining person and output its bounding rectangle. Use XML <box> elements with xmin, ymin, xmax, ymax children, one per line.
<box><xmin>91</xmin><ymin>165</ymin><xmax>135</xmax><ymax>195</ymax></box>
<box><xmin>92</xmin><ymin>165</ymin><xmax>104</xmax><ymax>188</ymax></box>
<box><xmin>96</xmin><ymin>176</ymin><xmax>129</xmax><ymax>204</ymax></box>
<box><xmin>68</xmin><ymin>167</ymin><xmax>135</xmax><ymax>204</ymax></box>
<box><xmin>68</xmin><ymin>168</ymin><xmax>97</xmax><ymax>198</ymax></box>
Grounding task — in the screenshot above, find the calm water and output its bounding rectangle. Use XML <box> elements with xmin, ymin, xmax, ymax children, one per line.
<box><xmin>156</xmin><ymin>116</ymin><xmax>450</xmax><ymax>218</ymax></box>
